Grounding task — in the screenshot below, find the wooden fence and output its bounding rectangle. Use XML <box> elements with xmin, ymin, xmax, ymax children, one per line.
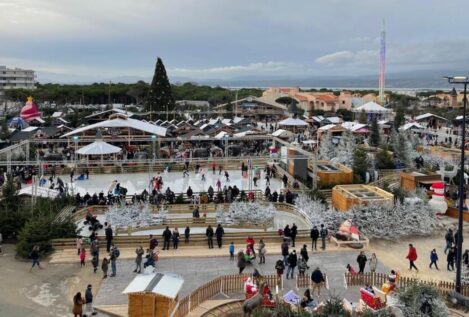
<box><xmin>296</xmin><ymin>273</ymin><xmax>327</xmax><ymax>290</ymax></box>
<box><xmin>344</xmin><ymin>272</ymin><xmax>469</xmax><ymax>297</ymax></box>
<box><xmin>171</xmin><ymin>274</ymin><xmax>279</xmax><ymax>317</ymax></box>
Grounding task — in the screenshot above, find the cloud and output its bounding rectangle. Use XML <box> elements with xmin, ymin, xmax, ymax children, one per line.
<box><xmin>315</xmin><ymin>51</ymin><xmax>354</xmax><ymax>64</ymax></box>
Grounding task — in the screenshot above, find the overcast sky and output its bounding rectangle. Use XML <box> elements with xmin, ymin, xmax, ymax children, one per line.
<box><xmin>1</xmin><ymin>0</ymin><xmax>469</xmax><ymax>83</ymax></box>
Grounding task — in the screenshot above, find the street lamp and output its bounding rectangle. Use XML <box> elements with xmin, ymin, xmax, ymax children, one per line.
<box><xmin>444</xmin><ymin>76</ymin><xmax>469</xmax><ymax>293</ymax></box>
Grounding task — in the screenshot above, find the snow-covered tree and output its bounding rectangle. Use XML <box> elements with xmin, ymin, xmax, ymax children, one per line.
<box><xmin>294</xmin><ymin>195</ymin><xmax>346</xmax><ymax>229</ymax></box>
<box><xmin>216</xmin><ymin>202</ymin><xmax>277</xmax><ymax>226</ymax></box>
<box><xmin>335</xmin><ymin>130</ymin><xmax>356</xmax><ymax>167</ymax></box>
<box><xmin>105</xmin><ymin>203</ymin><xmax>167</xmax><ymax>229</ymax></box>
<box><xmin>318</xmin><ymin>131</ymin><xmax>337</xmax><ymax>161</ymax></box>
<box><xmin>390</xmin><ymin>130</ymin><xmax>412</xmax><ymax>167</ymax></box>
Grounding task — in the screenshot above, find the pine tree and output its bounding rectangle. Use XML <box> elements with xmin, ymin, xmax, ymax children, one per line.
<box><xmin>391</xmin><ymin>131</ymin><xmax>412</xmax><ymax>168</ymax></box>
<box><xmin>369</xmin><ymin>117</ymin><xmax>380</xmax><ymax>147</ymax></box>
<box><xmin>375</xmin><ymin>147</ymin><xmax>395</xmax><ymax>169</ymax></box>
<box><xmin>318</xmin><ymin>131</ymin><xmax>337</xmax><ymax>161</ymax></box>
<box><xmin>394</xmin><ymin>106</ymin><xmax>405</xmax><ymax>130</ymax></box>
<box><xmin>145</xmin><ymin>57</ymin><xmax>175</xmax><ymax>119</ymax></box>
<box><xmin>352</xmin><ymin>146</ymin><xmax>368</xmax><ymax>183</ymax></box>
<box><xmin>358</xmin><ymin>109</ymin><xmax>367</xmax><ymax>124</ymax></box>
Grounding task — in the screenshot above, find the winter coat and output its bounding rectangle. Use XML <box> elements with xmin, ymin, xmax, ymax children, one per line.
<box><xmin>101</xmin><ymin>258</ymin><xmax>109</xmax><ymax>272</ymax></box>
<box><xmin>237</xmin><ymin>256</ymin><xmax>246</xmax><ymax>269</ymax></box>
<box><xmin>281</xmin><ymin>242</ymin><xmax>289</xmax><ymax>256</ymax></box>
<box><xmin>162</xmin><ymin>229</ymin><xmax>172</xmax><ymax>241</ymax></box>
<box><xmin>357</xmin><ymin>254</ymin><xmax>367</xmax><ymax>267</ymax></box>
<box><xmin>136</xmin><ymin>249</ymin><xmax>144</xmax><ymax>264</ymax></box>
<box><xmin>275</xmin><ymin>260</ymin><xmax>285</xmax><ymax>274</ymax></box>
<box><xmin>206</xmin><ymin>227</ymin><xmax>214</xmax><ymax>238</ymax></box>
<box><xmin>369</xmin><ymin>256</ymin><xmax>378</xmax><ymax>271</ymax></box>
<box><xmin>105</xmin><ymin>227</ymin><xmax>113</xmax><ymax>241</ymax></box>
<box><xmin>283</xmin><ymin>226</ymin><xmax>291</xmax><ymax>237</ymax></box>
<box><xmin>447</xmin><ymin>250</ymin><xmax>455</xmax><ymax>262</ymax></box>
<box><xmin>85</xmin><ymin>288</ymin><xmax>93</xmax><ymax>304</ymax></box>
<box><xmin>430</xmin><ymin>251</ymin><xmax>438</xmax><ymax>262</ymax></box>
<box><xmin>300</xmin><ymin>248</ymin><xmax>309</xmax><ymax>262</ymax></box>
<box><xmin>215</xmin><ymin>226</ymin><xmax>225</xmax><ymax>238</ymax></box>
<box><xmin>406</xmin><ymin>247</ymin><xmax>417</xmax><ymax>261</ymax></box>
<box><xmin>291</xmin><ymin>225</ymin><xmax>298</xmax><ymax>238</ymax></box>
<box><xmin>310</xmin><ymin>228</ymin><xmax>319</xmax><ymax>240</ymax></box>
<box><xmin>288</xmin><ymin>253</ymin><xmax>298</xmax><ymax>267</ymax></box>
<box><xmin>311</xmin><ymin>269</ymin><xmax>325</xmax><ymax>284</ymax></box>
<box><xmin>320</xmin><ymin>228</ymin><xmax>328</xmax><ymax>239</ymax></box>
<box><xmin>72</xmin><ymin>297</ymin><xmax>84</xmax><ymax>315</ymax></box>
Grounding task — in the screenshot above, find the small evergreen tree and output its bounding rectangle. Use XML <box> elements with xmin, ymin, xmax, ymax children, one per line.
<box><xmin>336</xmin><ymin>130</ymin><xmax>356</xmax><ymax>167</ymax></box>
<box><xmin>391</xmin><ymin>131</ymin><xmax>411</xmax><ymax>168</ymax></box>
<box><xmin>352</xmin><ymin>146</ymin><xmax>368</xmax><ymax>183</ymax></box>
<box><xmin>318</xmin><ymin>131</ymin><xmax>336</xmax><ymax>161</ymax></box>
<box><xmin>358</xmin><ymin>109</ymin><xmax>367</xmax><ymax>124</ymax></box>
<box><xmin>369</xmin><ymin>117</ymin><xmax>380</xmax><ymax>147</ymax></box>
<box><xmin>145</xmin><ymin>57</ymin><xmax>175</xmax><ymax>119</ymax></box>
<box><xmin>375</xmin><ymin>147</ymin><xmax>395</xmax><ymax>169</ymax></box>
<box><xmin>394</xmin><ymin>106</ymin><xmax>405</xmax><ymax>130</ymax></box>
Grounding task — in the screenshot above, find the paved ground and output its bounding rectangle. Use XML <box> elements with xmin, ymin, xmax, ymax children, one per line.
<box><xmin>0</xmin><ymin>244</ymin><xmax>110</xmax><ymax>317</ymax></box>
<box><xmin>94</xmin><ymin>251</ymin><xmax>389</xmax><ymax>306</ymax></box>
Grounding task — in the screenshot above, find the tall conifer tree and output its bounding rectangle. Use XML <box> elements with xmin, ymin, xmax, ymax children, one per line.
<box><xmin>145</xmin><ymin>57</ymin><xmax>175</xmax><ymax>120</ymax></box>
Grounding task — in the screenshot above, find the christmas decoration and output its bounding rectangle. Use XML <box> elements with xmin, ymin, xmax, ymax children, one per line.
<box><xmin>105</xmin><ymin>203</ymin><xmax>167</xmax><ymax>229</ymax></box>
<box><xmin>318</xmin><ymin>131</ymin><xmax>337</xmax><ymax>161</ymax></box>
<box><xmin>334</xmin><ymin>130</ymin><xmax>356</xmax><ymax>167</ymax></box>
<box><xmin>216</xmin><ymin>202</ymin><xmax>277</xmax><ymax>227</ymax></box>
<box><xmin>145</xmin><ymin>57</ymin><xmax>175</xmax><ymax>117</ymax></box>
<box><xmin>396</xmin><ymin>283</ymin><xmax>448</xmax><ymax>316</ymax></box>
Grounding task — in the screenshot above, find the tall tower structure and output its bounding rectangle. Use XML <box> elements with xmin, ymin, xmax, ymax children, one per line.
<box><xmin>379</xmin><ymin>20</ymin><xmax>386</xmax><ymax>105</ymax></box>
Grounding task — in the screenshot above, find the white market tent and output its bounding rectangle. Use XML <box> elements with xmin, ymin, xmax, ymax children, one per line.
<box><xmin>76</xmin><ymin>140</ymin><xmax>121</xmax><ymax>155</ymax></box>
<box><xmin>278</xmin><ymin>117</ymin><xmax>308</xmax><ymax>126</ymax></box>
<box><xmin>18</xmin><ymin>186</ymin><xmax>60</xmax><ymax>199</ymax></box>
<box><xmin>399</xmin><ymin>122</ymin><xmax>424</xmax><ymax>131</ymax></box>
<box><xmin>62</xmin><ymin>115</ymin><xmax>166</xmax><ymax>138</ymax></box>
<box><xmin>415</xmin><ymin>113</ymin><xmax>447</xmax><ymax>121</ymax></box>
<box><xmin>122</xmin><ymin>273</ymin><xmax>184</xmax><ymax>299</ymax></box>
<box><xmin>352</xmin><ymin>101</ymin><xmax>391</xmax><ymax>113</ymax></box>
<box><xmin>272</xmin><ymin>129</ymin><xmax>294</xmax><ymax>138</ymax></box>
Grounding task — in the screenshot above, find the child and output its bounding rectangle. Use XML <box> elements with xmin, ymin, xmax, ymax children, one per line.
<box><xmin>229</xmin><ymin>242</ymin><xmax>235</xmax><ymax>260</ymax></box>
<box><xmin>91</xmin><ymin>254</ymin><xmax>99</xmax><ymax>273</ymax></box>
<box><xmin>80</xmin><ymin>248</ymin><xmax>86</xmax><ymax>267</ymax></box>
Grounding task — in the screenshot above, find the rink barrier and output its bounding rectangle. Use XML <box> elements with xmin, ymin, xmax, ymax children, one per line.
<box><xmin>172</xmin><ymin>274</ymin><xmax>279</xmax><ymax>317</ymax></box>
<box><xmin>345</xmin><ymin>272</ymin><xmax>469</xmax><ymax>297</ymax></box>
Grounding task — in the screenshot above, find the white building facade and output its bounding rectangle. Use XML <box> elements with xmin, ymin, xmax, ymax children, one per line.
<box><xmin>0</xmin><ymin>66</ymin><xmax>36</xmax><ymax>97</ymax></box>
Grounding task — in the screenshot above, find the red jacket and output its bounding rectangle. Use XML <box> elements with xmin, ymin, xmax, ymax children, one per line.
<box><xmin>406</xmin><ymin>247</ymin><xmax>417</xmax><ymax>261</ymax></box>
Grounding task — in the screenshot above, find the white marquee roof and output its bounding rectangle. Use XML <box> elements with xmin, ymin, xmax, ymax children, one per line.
<box><xmin>352</xmin><ymin>101</ymin><xmax>391</xmax><ymax>113</ymax></box>
<box><xmin>62</xmin><ymin>116</ymin><xmax>166</xmax><ymax>137</ymax></box>
<box><xmin>77</xmin><ymin>140</ymin><xmax>121</xmax><ymax>155</ymax></box>
<box><xmin>278</xmin><ymin>117</ymin><xmax>308</xmax><ymax>126</ymax></box>
<box><xmin>122</xmin><ymin>273</ymin><xmax>184</xmax><ymax>299</ymax></box>
<box><xmin>399</xmin><ymin>122</ymin><xmax>424</xmax><ymax>131</ymax></box>
<box><xmin>415</xmin><ymin>113</ymin><xmax>447</xmax><ymax>121</ymax></box>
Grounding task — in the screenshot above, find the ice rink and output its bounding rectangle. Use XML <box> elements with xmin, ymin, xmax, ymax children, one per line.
<box><xmin>51</xmin><ymin>169</ymin><xmax>285</xmax><ymax>195</ymax></box>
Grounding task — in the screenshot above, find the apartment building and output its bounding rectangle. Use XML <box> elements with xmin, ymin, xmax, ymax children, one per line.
<box><xmin>0</xmin><ymin>66</ymin><xmax>36</xmax><ymax>97</ymax></box>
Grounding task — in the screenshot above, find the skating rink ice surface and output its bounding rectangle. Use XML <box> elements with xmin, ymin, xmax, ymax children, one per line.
<box><xmin>52</xmin><ymin>169</ymin><xmax>285</xmax><ymax>195</ymax></box>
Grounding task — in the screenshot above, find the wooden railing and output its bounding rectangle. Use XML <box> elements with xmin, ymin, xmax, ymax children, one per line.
<box><xmin>171</xmin><ymin>274</ymin><xmax>279</xmax><ymax>317</ymax></box>
<box><xmin>296</xmin><ymin>273</ymin><xmax>327</xmax><ymax>290</ymax></box>
<box><xmin>344</xmin><ymin>272</ymin><xmax>469</xmax><ymax>297</ymax></box>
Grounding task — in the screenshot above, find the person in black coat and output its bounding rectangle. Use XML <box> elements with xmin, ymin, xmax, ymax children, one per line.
<box><xmin>310</xmin><ymin>226</ymin><xmax>319</xmax><ymax>251</ymax></box>
<box><xmin>215</xmin><ymin>224</ymin><xmax>225</xmax><ymax>248</ymax></box>
<box><xmin>291</xmin><ymin>223</ymin><xmax>298</xmax><ymax>247</ymax></box>
<box><xmin>300</xmin><ymin>244</ymin><xmax>309</xmax><ymax>265</ymax></box>
<box><xmin>105</xmin><ymin>225</ymin><xmax>113</xmax><ymax>252</ymax></box>
<box><xmin>162</xmin><ymin>226</ymin><xmax>172</xmax><ymax>250</ymax></box>
<box><xmin>283</xmin><ymin>225</ymin><xmax>291</xmax><ymax>239</ymax></box>
<box><xmin>447</xmin><ymin>247</ymin><xmax>456</xmax><ymax>271</ymax></box>
<box><xmin>206</xmin><ymin>225</ymin><xmax>214</xmax><ymax>249</ymax></box>
<box><xmin>286</xmin><ymin>250</ymin><xmax>298</xmax><ymax>279</ymax></box>
<box><xmin>357</xmin><ymin>251</ymin><xmax>367</xmax><ymax>274</ymax></box>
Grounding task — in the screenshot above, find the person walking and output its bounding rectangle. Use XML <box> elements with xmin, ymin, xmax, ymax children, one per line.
<box><xmin>369</xmin><ymin>253</ymin><xmax>378</xmax><ymax>273</ymax></box>
<box><xmin>91</xmin><ymin>254</ymin><xmax>99</xmax><ymax>273</ymax></box>
<box><xmin>281</xmin><ymin>238</ymin><xmax>289</xmax><ymax>266</ymax></box>
<box><xmin>134</xmin><ymin>246</ymin><xmax>144</xmax><ymax>273</ymax></box>
<box><xmin>258</xmin><ymin>239</ymin><xmax>266</xmax><ymax>264</ymax></box>
<box><xmin>310</xmin><ymin>226</ymin><xmax>319</xmax><ymax>251</ymax></box>
<box><xmin>229</xmin><ymin>242</ymin><xmax>235</xmax><ymax>260</ymax></box>
<box><xmin>29</xmin><ymin>245</ymin><xmax>42</xmax><ymax>272</ymax></box>
<box><xmin>283</xmin><ymin>224</ymin><xmax>291</xmax><ymax>241</ymax></box>
<box><xmin>300</xmin><ymin>244</ymin><xmax>309</xmax><ymax>268</ymax></box>
<box><xmin>101</xmin><ymin>257</ymin><xmax>109</xmax><ymax>278</ymax></box>
<box><xmin>237</xmin><ymin>251</ymin><xmax>247</xmax><ymax>274</ymax></box>
<box><xmin>72</xmin><ymin>292</ymin><xmax>85</xmax><ymax>317</ymax></box>
<box><xmin>76</xmin><ymin>236</ymin><xmax>83</xmax><ymax>256</ymax></box>
<box><xmin>110</xmin><ymin>246</ymin><xmax>120</xmax><ymax>277</ymax></box>
<box><xmin>291</xmin><ymin>223</ymin><xmax>298</xmax><ymax>247</ymax></box>
<box><xmin>79</xmin><ymin>248</ymin><xmax>86</xmax><ymax>267</ymax></box>
<box><xmin>105</xmin><ymin>224</ymin><xmax>113</xmax><ymax>252</ymax></box>
<box><xmin>84</xmin><ymin>284</ymin><xmax>97</xmax><ymax>316</ymax></box>
<box><xmin>275</xmin><ymin>259</ymin><xmax>285</xmax><ymax>286</ymax></box>
<box><xmin>90</xmin><ymin>239</ymin><xmax>99</xmax><ymax>263</ymax></box>
<box><xmin>162</xmin><ymin>226</ymin><xmax>172</xmax><ymax>250</ymax></box>
<box><xmin>320</xmin><ymin>224</ymin><xmax>328</xmax><ymax>250</ymax></box>
<box><xmin>447</xmin><ymin>247</ymin><xmax>455</xmax><ymax>271</ymax></box>
<box><xmin>429</xmin><ymin>249</ymin><xmax>439</xmax><ymax>270</ymax></box>
<box><xmin>172</xmin><ymin>227</ymin><xmax>180</xmax><ymax>249</ymax></box>
<box><xmin>444</xmin><ymin>228</ymin><xmax>454</xmax><ymax>254</ymax></box>
<box><xmin>286</xmin><ymin>250</ymin><xmax>298</xmax><ymax>279</ymax></box>
<box><xmin>149</xmin><ymin>234</ymin><xmax>158</xmax><ymax>251</ymax></box>
<box><xmin>406</xmin><ymin>244</ymin><xmax>419</xmax><ymax>272</ymax></box>
<box><xmin>206</xmin><ymin>225</ymin><xmax>214</xmax><ymax>249</ymax></box>
<box><xmin>184</xmin><ymin>226</ymin><xmax>190</xmax><ymax>244</ymax></box>
<box><xmin>215</xmin><ymin>224</ymin><xmax>225</xmax><ymax>248</ymax></box>
<box><xmin>311</xmin><ymin>267</ymin><xmax>325</xmax><ymax>296</ymax></box>
<box><xmin>357</xmin><ymin>251</ymin><xmax>367</xmax><ymax>274</ymax></box>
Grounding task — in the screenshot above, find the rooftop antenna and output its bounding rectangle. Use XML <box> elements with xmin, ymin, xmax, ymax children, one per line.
<box><xmin>379</xmin><ymin>19</ymin><xmax>386</xmax><ymax>105</ymax></box>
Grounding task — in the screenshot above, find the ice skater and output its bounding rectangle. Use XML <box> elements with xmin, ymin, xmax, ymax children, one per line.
<box><xmin>201</xmin><ymin>169</ymin><xmax>206</xmax><ymax>181</ymax></box>
<box><xmin>218</xmin><ymin>165</ymin><xmax>223</xmax><ymax>175</ymax></box>
<box><xmin>216</xmin><ymin>179</ymin><xmax>222</xmax><ymax>191</ymax></box>
<box><xmin>183</xmin><ymin>169</ymin><xmax>189</xmax><ymax>178</ymax></box>
<box><xmin>224</xmin><ymin>170</ymin><xmax>230</xmax><ymax>182</ymax></box>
